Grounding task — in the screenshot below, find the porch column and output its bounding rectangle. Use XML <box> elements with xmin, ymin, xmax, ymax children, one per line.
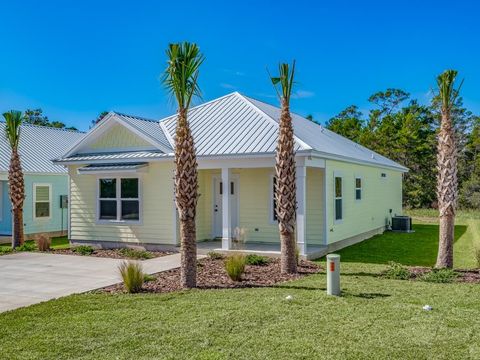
<box><xmin>296</xmin><ymin>165</ymin><xmax>307</xmax><ymax>256</ymax></box>
<box><xmin>221</xmin><ymin>167</ymin><xmax>232</xmax><ymax>250</ymax></box>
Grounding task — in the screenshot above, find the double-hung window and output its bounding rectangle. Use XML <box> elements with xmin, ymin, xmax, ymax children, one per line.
<box><xmin>355</xmin><ymin>177</ymin><xmax>362</xmax><ymax>201</ymax></box>
<box><xmin>334</xmin><ymin>175</ymin><xmax>343</xmax><ymax>222</ymax></box>
<box><xmin>34</xmin><ymin>184</ymin><xmax>52</xmax><ymax>219</ymax></box>
<box><xmin>98</xmin><ymin>177</ymin><xmax>140</xmax><ymax>222</ymax></box>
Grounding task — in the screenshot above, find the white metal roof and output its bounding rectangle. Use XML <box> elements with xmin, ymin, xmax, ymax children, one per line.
<box><xmin>57</xmin><ymin>92</ymin><xmax>407</xmax><ymax>172</ymax></box>
<box><xmin>0</xmin><ymin>122</ymin><xmax>85</xmax><ymax>174</ymax></box>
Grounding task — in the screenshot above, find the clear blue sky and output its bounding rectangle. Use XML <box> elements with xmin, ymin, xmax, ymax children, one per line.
<box><xmin>0</xmin><ymin>0</ymin><xmax>478</xmax><ymax>131</ymax></box>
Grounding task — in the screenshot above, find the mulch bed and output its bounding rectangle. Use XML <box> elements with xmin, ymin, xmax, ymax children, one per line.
<box><xmin>49</xmin><ymin>248</ymin><xmax>174</xmax><ymax>260</ymax></box>
<box><xmin>408</xmin><ymin>266</ymin><xmax>480</xmax><ymax>283</ymax></box>
<box><xmin>102</xmin><ymin>257</ymin><xmax>322</xmax><ymax>294</ymax></box>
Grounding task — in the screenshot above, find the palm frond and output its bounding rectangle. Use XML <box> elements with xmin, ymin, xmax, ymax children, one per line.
<box><xmin>2</xmin><ymin>110</ymin><xmax>23</xmax><ymax>149</ymax></box>
<box><xmin>268</xmin><ymin>61</ymin><xmax>296</xmax><ymax>103</ymax></box>
<box><xmin>436</xmin><ymin>70</ymin><xmax>463</xmax><ymax>112</ymax></box>
<box><xmin>162</xmin><ymin>42</ymin><xmax>205</xmax><ymax>110</ymax></box>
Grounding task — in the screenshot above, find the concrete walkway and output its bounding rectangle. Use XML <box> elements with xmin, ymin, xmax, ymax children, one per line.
<box><xmin>0</xmin><ymin>252</ymin><xmax>197</xmax><ymax>313</ymax></box>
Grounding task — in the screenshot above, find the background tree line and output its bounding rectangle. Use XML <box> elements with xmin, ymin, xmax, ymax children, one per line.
<box><xmin>323</xmin><ymin>88</ymin><xmax>480</xmax><ymax>209</ymax></box>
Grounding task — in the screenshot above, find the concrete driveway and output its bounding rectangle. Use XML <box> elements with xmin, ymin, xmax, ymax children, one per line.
<box><xmin>0</xmin><ymin>252</ymin><xmax>188</xmax><ymax>313</ymax></box>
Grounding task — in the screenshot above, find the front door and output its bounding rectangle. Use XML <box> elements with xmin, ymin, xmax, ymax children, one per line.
<box><xmin>213</xmin><ymin>177</ymin><xmax>238</xmax><ymax>238</ymax></box>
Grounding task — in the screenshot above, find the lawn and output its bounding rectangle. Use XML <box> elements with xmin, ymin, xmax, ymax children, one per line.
<box><xmin>0</xmin><ymin>236</ymin><xmax>69</xmax><ymax>252</ymax></box>
<box><xmin>0</xmin><ymin>214</ymin><xmax>479</xmax><ymax>359</ymax></box>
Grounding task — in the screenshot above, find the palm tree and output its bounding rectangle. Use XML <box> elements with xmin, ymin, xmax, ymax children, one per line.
<box><xmin>3</xmin><ymin>110</ymin><xmax>25</xmax><ymax>248</ymax></box>
<box><xmin>162</xmin><ymin>42</ymin><xmax>204</xmax><ymax>288</ymax></box>
<box><xmin>435</xmin><ymin>70</ymin><xmax>462</xmax><ymax>269</ymax></box>
<box><xmin>269</xmin><ymin>61</ymin><xmax>297</xmax><ymax>274</ymax></box>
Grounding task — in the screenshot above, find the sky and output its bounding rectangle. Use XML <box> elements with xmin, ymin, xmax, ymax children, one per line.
<box><xmin>0</xmin><ymin>0</ymin><xmax>479</xmax><ymax>131</ymax></box>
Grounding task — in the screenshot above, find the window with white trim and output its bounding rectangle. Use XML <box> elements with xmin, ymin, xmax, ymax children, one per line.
<box><xmin>334</xmin><ymin>176</ymin><xmax>343</xmax><ymax>221</ymax></box>
<box><xmin>98</xmin><ymin>177</ymin><xmax>140</xmax><ymax>222</ymax></box>
<box><xmin>270</xmin><ymin>175</ymin><xmax>278</xmax><ymax>222</ymax></box>
<box><xmin>34</xmin><ymin>184</ymin><xmax>51</xmax><ymax>219</ymax></box>
<box><xmin>355</xmin><ymin>177</ymin><xmax>362</xmax><ymax>200</ymax></box>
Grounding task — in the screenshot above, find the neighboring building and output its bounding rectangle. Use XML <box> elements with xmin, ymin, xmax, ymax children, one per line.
<box><xmin>0</xmin><ymin>123</ymin><xmax>85</xmax><ymax>239</ymax></box>
<box><xmin>55</xmin><ymin>92</ymin><xmax>407</xmax><ymax>258</ymax></box>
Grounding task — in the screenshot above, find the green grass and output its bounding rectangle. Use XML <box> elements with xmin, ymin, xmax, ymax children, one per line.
<box><xmin>0</xmin><ymin>263</ymin><xmax>478</xmax><ymax>359</ymax></box>
<box><xmin>0</xmin><ymin>236</ymin><xmax>70</xmax><ymax>252</ymax></box>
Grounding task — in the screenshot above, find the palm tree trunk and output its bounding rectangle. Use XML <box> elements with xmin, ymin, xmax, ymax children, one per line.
<box><xmin>276</xmin><ymin>99</ymin><xmax>297</xmax><ymax>274</ymax></box>
<box><xmin>436</xmin><ymin>111</ymin><xmax>457</xmax><ymax>268</ymax></box>
<box><xmin>174</xmin><ymin>108</ymin><xmax>198</xmax><ymax>288</ymax></box>
<box><xmin>8</xmin><ymin>149</ymin><xmax>25</xmax><ymax>248</ymax></box>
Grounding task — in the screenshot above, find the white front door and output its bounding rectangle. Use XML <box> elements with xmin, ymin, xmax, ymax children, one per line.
<box><xmin>213</xmin><ymin>176</ymin><xmax>238</xmax><ymax>238</ymax></box>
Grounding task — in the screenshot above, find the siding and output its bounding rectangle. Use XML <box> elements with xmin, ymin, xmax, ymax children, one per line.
<box><xmin>89</xmin><ymin>124</ymin><xmax>154</xmax><ymax>150</ymax></box>
<box><xmin>69</xmin><ymin>163</ymin><xmax>175</xmax><ymax>244</ymax></box>
<box><xmin>325</xmin><ymin>160</ymin><xmax>403</xmax><ymax>244</ymax></box>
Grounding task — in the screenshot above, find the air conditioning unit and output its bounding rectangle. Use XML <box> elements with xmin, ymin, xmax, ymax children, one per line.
<box><xmin>392</xmin><ymin>216</ymin><xmax>412</xmax><ymax>232</ymax></box>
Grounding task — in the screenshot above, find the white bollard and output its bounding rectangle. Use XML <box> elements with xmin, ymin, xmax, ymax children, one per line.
<box><xmin>326</xmin><ymin>254</ymin><xmax>341</xmax><ymax>296</ymax></box>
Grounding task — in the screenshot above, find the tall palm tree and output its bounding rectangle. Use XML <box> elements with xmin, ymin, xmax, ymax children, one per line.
<box><xmin>3</xmin><ymin>110</ymin><xmax>25</xmax><ymax>248</ymax></box>
<box><xmin>269</xmin><ymin>61</ymin><xmax>297</xmax><ymax>274</ymax></box>
<box><xmin>435</xmin><ymin>70</ymin><xmax>462</xmax><ymax>269</ymax></box>
<box><xmin>163</xmin><ymin>42</ymin><xmax>204</xmax><ymax>288</ymax></box>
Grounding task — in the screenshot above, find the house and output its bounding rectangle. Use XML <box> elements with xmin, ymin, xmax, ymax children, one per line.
<box><xmin>54</xmin><ymin>92</ymin><xmax>407</xmax><ymax>259</ymax></box>
<box><xmin>0</xmin><ymin>123</ymin><xmax>85</xmax><ymax>240</ymax></box>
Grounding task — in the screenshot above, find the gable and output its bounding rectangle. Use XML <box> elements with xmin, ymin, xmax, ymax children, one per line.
<box><xmin>88</xmin><ymin>123</ymin><xmax>155</xmax><ymax>151</ymax></box>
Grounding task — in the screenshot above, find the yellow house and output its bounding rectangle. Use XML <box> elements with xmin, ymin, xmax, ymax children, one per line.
<box><xmin>55</xmin><ymin>92</ymin><xmax>407</xmax><ymax>259</ymax></box>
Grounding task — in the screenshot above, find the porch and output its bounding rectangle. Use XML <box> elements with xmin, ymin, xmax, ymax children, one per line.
<box><xmin>192</xmin><ymin>156</ymin><xmax>327</xmax><ymax>259</ymax></box>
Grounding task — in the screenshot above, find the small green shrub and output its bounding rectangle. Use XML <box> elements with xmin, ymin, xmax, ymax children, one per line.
<box><xmin>143</xmin><ymin>274</ymin><xmax>156</xmax><ymax>282</ymax></box>
<box><xmin>118</xmin><ymin>248</ymin><xmax>153</xmax><ymax>260</ymax></box>
<box><xmin>15</xmin><ymin>242</ymin><xmax>36</xmax><ymax>252</ymax></box>
<box><xmin>225</xmin><ymin>254</ymin><xmax>246</xmax><ymax>281</ymax></box>
<box><xmin>295</xmin><ymin>246</ymin><xmax>300</xmax><ymax>265</ymax></box>
<box><xmin>207</xmin><ymin>251</ymin><xmax>224</xmax><ymax>260</ymax></box>
<box><xmin>383</xmin><ymin>262</ymin><xmax>411</xmax><ymax>280</ymax></box>
<box><xmin>421</xmin><ymin>269</ymin><xmax>458</xmax><ymax>283</ymax></box>
<box><xmin>72</xmin><ymin>245</ymin><xmax>95</xmax><ymax>256</ymax></box>
<box><xmin>475</xmin><ymin>247</ymin><xmax>480</xmax><ymax>269</ymax></box>
<box><xmin>0</xmin><ymin>247</ymin><xmax>13</xmax><ymax>255</ymax></box>
<box><xmin>118</xmin><ymin>261</ymin><xmax>144</xmax><ymax>293</ymax></box>
<box><xmin>245</xmin><ymin>254</ymin><xmax>269</xmax><ymax>266</ymax></box>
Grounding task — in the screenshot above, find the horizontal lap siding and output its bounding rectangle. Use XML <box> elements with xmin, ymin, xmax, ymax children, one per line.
<box><xmin>306</xmin><ymin>168</ymin><xmax>324</xmax><ymax>245</ymax></box>
<box><xmin>238</xmin><ymin>168</ymin><xmax>279</xmax><ymax>243</ymax></box>
<box><xmin>325</xmin><ymin>160</ymin><xmax>402</xmax><ymax>244</ymax></box>
<box><xmin>69</xmin><ymin>163</ymin><xmax>175</xmax><ymax>244</ymax></box>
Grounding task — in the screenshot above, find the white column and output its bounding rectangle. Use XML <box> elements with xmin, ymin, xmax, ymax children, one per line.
<box><xmin>221</xmin><ymin>167</ymin><xmax>232</xmax><ymax>250</ymax></box>
<box><xmin>296</xmin><ymin>165</ymin><xmax>307</xmax><ymax>256</ymax></box>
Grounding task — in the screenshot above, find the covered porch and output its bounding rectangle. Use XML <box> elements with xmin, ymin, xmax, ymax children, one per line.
<box><xmin>190</xmin><ymin>156</ymin><xmax>327</xmax><ymax>259</ymax></box>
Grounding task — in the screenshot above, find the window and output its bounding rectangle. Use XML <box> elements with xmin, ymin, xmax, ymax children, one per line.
<box><xmin>98</xmin><ymin>177</ymin><xmax>140</xmax><ymax>222</ymax></box>
<box><xmin>34</xmin><ymin>184</ymin><xmax>51</xmax><ymax>219</ymax></box>
<box><xmin>355</xmin><ymin>177</ymin><xmax>362</xmax><ymax>200</ymax></box>
<box><xmin>334</xmin><ymin>176</ymin><xmax>343</xmax><ymax>221</ymax></box>
<box><xmin>270</xmin><ymin>175</ymin><xmax>278</xmax><ymax>222</ymax></box>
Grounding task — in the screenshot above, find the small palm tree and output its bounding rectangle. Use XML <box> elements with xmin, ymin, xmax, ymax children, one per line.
<box><xmin>435</xmin><ymin>70</ymin><xmax>462</xmax><ymax>269</ymax></box>
<box><xmin>163</xmin><ymin>42</ymin><xmax>204</xmax><ymax>288</ymax></box>
<box><xmin>3</xmin><ymin>110</ymin><xmax>25</xmax><ymax>248</ymax></box>
<box><xmin>269</xmin><ymin>61</ymin><xmax>297</xmax><ymax>274</ymax></box>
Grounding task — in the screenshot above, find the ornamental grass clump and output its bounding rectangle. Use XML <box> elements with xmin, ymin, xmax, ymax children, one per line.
<box><xmin>118</xmin><ymin>261</ymin><xmax>144</xmax><ymax>293</ymax></box>
<box><xmin>383</xmin><ymin>261</ymin><xmax>411</xmax><ymax>280</ymax></box>
<box><xmin>225</xmin><ymin>254</ymin><xmax>246</xmax><ymax>281</ymax></box>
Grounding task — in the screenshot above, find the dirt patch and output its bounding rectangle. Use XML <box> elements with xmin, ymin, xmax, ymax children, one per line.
<box><xmin>102</xmin><ymin>257</ymin><xmax>321</xmax><ymax>294</ymax></box>
<box><xmin>49</xmin><ymin>248</ymin><xmax>174</xmax><ymax>260</ymax></box>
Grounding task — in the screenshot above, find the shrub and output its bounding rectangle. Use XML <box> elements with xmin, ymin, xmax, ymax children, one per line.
<box><xmin>143</xmin><ymin>274</ymin><xmax>156</xmax><ymax>282</ymax></box>
<box><xmin>35</xmin><ymin>235</ymin><xmax>51</xmax><ymax>252</ymax></box>
<box><xmin>118</xmin><ymin>261</ymin><xmax>144</xmax><ymax>293</ymax></box>
<box><xmin>383</xmin><ymin>262</ymin><xmax>411</xmax><ymax>280</ymax></box>
<box><xmin>15</xmin><ymin>242</ymin><xmax>36</xmax><ymax>252</ymax></box>
<box><xmin>421</xmin><ymin>269</ymin><xmax>458</xmax><ymax>283</ymax></box>
<box><xmin>245</xmin><ymin>254</ymin><xmax>269</xmax><ymax>266</ymax></box>
<box><xmin>225</xmin><ymin>254</ymin><xmax>246</xmax><ymax>281</ymax></box>
<box><xmin>475</xmin><ymin>247</ymin><xmax>480</xmax><ymax>269</ymax></box>
<box><xmin>0</xmin><ymin>247</ymin><xmax>13</xmax><ymax>255</ymax></box>
<box><xmin>118</xmin><ymin>248</ymin><xmax>153</xmax><ymax>260</ymax></box>
<box><xmin>72</xmin><ymin>245</ymin><xmax>95</xmax><ymax>256</ymax></box>
<box><xmin>207</xmin><ymin>251</ymin><xmax>224</xmax><ymax>260</ymax></box>
<box><xmin>295</xmin><ymin>246</ymin><xmax>300</xmax><ymax>265</ymax></box>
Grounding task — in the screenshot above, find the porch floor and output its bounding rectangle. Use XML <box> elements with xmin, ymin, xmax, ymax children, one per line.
<box><xmin>197</xmin><ymin>240</ymin><xmax>328</xmax><ymax>260</ymax></box>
